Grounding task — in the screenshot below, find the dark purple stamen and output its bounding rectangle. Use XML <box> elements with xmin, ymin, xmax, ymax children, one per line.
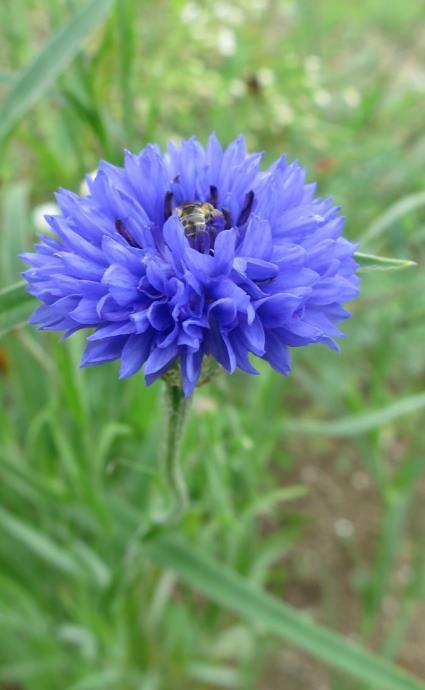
<box><xmin>208</xmin><ymin>185</ymin><xmax>218</xmax><ymax>208</ymax></box>
<box><xmin>164</xmin><ymin>191</ymin><xmax>174</xmax><ymax>220</ymax></box>
<box><xmin>237</xmin><ymin>190</ymin><xmax>254</xmax><ymax>227</ymax></box>
<box><xmin>115</xmin><ymin>219</ymin><xmax>140</xmax><ymax>248</ymax></box>
<box><xmin>254</xmin><ymin>277</ymin><xmax>274</xmax><ymax>286</ymax></box>
<box><xmin>222</xmin><ymin>208</ymin><xmax>233</xmax><ymax>229</ymax></box>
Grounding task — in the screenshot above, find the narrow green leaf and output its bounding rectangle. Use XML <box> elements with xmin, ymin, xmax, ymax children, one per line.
<box><xmin>242</xmin><ymin>486</ymin><xmax>308</xmax><ymax>520</ymax></box>
<box><xmin>0</xmin><ymin>72</ymin><xmax>16</xmax><ymax>86</ymax></box>
<box><xmin>355</xmin><ymin>252</ymin><xmax>417</xmax><ymax>272</ymax></box>
<box><xmin>0</xmin><ymin>506</ymin><xmax>81</xmax><ymax>577</ymax></box>
<box><xmin>188</xmin><ymin>662</ymin><xmax>239</xmax><ymax>688</ymax></box>
<box><xmin>360</xmin><ymin>191</ymin><xmax>425</xmax><ymax>244</ymax></box>
<box><xmin>68</xmin><ymin>669</ymin><xmax>124</xmax><ymax>690</ymax></box>
<box><xmin>0</xmin><ymin>658</ymin><xmax>63</xmax><ymax>683</ymax></box>
<box><xmin>0</xmin><ymin>0</ymin><xmax>113</xmax><ymax>142</ymax></box>
<box><xmin>116</xmin><ymin>0</ymin><xmax>137</xmax><ymax>147</ymax></box>
<box><xmin>72</xmin><ymin>541</ymin><xmax>111</xmax><ymax>589</ymax></box>
<box><xmin>282</xmin><ymin>391</ymin><xmax>425</xmax><ymax>437</ymax></box>
<box><xmin>1</xmin><ymin>183</ymin><xmax>31</xmax><ymax>287</ymax></box>
<box><xmin>0</xmin><ymin>281</ymin><xmax>34</xmax><ymax>338</ymax></box>
<box><xmin>146</xmin><ymin>538</ymin><xmax>425</xmax><ymax>690</ymax></box>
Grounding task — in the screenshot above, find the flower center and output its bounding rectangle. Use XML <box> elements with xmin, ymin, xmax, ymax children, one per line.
<box><xmin>162</xmin><ymin>186</ymin><xmax>255</xmax><ymax>255</ymax></box>
<box><xmin>176</xmin><ymin>202</ymin><xmax>225</xmax><ymax>254</ymax></box>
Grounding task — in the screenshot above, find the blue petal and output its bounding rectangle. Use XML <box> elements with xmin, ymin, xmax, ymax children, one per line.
<box><xmin>147</xmin><ymin>302</ymin><xmax>174</xmax><ymax>331</ymax></box>
<box><xmin>144</xmin><ymin>343</ymin><xmax>179</xmax><ymax>384</ymax></box>
<box><xmin>102</xmin><ymin>264</ymin><xmax>140</xmax><ymax>306</ymax></box>
<box><xmin>262</xmin><ymin>331</ymin><xmax>291</xmax><ymax>374</ymax></box>
<box><xmin>256</xmin><ymin>291</ymin><xmax>308</xmax><ymax>327</ymax></box>
<box><xmin>208</xmin><ymin>298</ymin><xmax>237</xmax><ymax>328</ymax></box>
<box><xmin>208</xmin><ymin>328</ymin><xmax>236</xmax><ymax>373</ymax></box>
<box><xmin>70</xmin><ymin>298</ymin><xmax>100</xmax><ymax>324</ymax></box>
<box><xmin>237</xmin><ymin>216</ymin><xmax>272</xmax><ymax>259</ymax></box>
<box><xmin>181</xmin><ymin>348</ymin><xmax>203</xmax><ymax>398</ymax></box>
<box><xmin>119</xmin><ymin>333</ymin><xmax>153</xmax><ymax>378</ymax></box>
<box><xmin>89</xmin><ymin>322</ymin><xmax>136</xmax><ymax>341</ymax></box>
<box><xmin>212</xmin><ymin>229</ymin><xmax>236</xmax><ymax>276</ymax></box>
<box><xmin>81</xmin><ymin>336</ymin><xmax>127</xmax><ymax>367</ymax></box>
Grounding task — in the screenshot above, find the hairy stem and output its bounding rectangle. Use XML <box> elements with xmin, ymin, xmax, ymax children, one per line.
<box><xmin>159</xmin><ymin>382</ymin><xmax>190</xmax><ymax>523</ymax></box>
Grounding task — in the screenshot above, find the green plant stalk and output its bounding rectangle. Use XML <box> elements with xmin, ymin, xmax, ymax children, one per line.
<box><xmin>145</xmin><ymin>537</ymin><xmax>425</xmax><ymax>690</ymax></box>
<box><xmin>117</xmin><ymin>0</ymin><xmax>136</xmax><ymax>147</ymax></box>
<box><xmin>160</xmin><ymin>382</ymin><xmax>190</xmax><ymax>522</ymax></box>
<box><xmin>363</xmin><ymin>492</ymin><xmax>410</xmax><ymax>639</ymax></box>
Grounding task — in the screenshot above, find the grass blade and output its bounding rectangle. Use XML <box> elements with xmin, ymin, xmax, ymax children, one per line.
<box><xmin>360</xmin><ymin>191</ymin><xmax>425</xmax><ymax>244</ymax></box>
<box><xmin>146</xmin><ymin>537</ymin><xmax>425</xmax><ymax>690</ymax></box>
<box><xmin>0</xmin><ymin>72</ymin><xmax>16</xmax><ymax>86</ymax></box>
<box><xmin>1</xmin><ymin>183</ymin><xmax>31</xmax><ymax>287</ymax></box>
<box><xmin>0</xmin><ymin>281</ymin><xmax>34</xmax><ymax>338</ymax></box>
<box><xmin>0</xmin><ymin>506</ymin><xmax>81</xmax><ymax>577</ymax></box>
<box><xmin>282</xmin><ymin>391</ymin><xmax>425</xmax><ymax>437</ymax></box>
<box><xmin>0</xmin><ymin>0</ymin><xmax>114</xmax><ymax>142</ymax></box>
<box><xmin>116</xmin><ymin>0</ymin><xmax>136</xmax><ymax>147</ymax></box>
<box><xmin>355</xmin><ymin>252</ymin><xmax>417</xmax><ymax>272</ymax></box>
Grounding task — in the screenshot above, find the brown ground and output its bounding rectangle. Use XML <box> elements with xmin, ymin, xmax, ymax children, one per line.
<box><xmin>261</xmin><ymin>440</ymin><xmax>425</xmax><ymax>689</ymax></box>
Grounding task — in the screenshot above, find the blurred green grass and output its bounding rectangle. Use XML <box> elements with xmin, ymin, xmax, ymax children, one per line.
<box><xmin>1</xmin><ymin>0</ymin><xmax>425</xmax><ymax>688</ymax></box>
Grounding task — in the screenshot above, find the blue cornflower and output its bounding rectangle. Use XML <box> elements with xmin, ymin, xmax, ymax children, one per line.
<box><xmin>22</xmin><ymin>135</ymin><xmax>360</xmax><ymax>398</ymax></box>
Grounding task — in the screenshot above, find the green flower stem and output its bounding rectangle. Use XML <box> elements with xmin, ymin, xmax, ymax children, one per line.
<box><xmin>159</xmin><ymin>382</ymin><xmax>190</xmax><ymax>523</ymax></box>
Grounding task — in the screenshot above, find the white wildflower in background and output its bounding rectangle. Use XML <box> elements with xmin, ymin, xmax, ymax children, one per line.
<box><xmin>216</xmin><ymin>27</ymin><xmax>237</xmax><ymax>56</ymax></box>
<box><xmin>248</xmin><ymin>0</ymin><xmax>268</xmax><ymax>13</ymax></box>
<box><xmin>304</xmin><ymin>54</ymin><xmax>322</xmax><ymax>74</ymax></box>
<box><xmin>32</xmin><ymin>202</ymin><xmax>59</xmax><ymax>231</ymax></box>
<box><xmin>229</xmin><ymin>78</ymin><xmax>246</xmax><ymax>98</ymax></box>
<box><xmin>256</xmin><ymin>67</ymin><xmax>275</xmax><ymax>87</ymax></box>
<box><xmin>342</xmin><ymin>86</ymin><xmax>361</xmax><ymax>108</ymax></box>
<box><xmin>313</xmin><ymin>88</ymin><xmax>332</xmax><ymax>107</ymax></box>
<box><xmin>214</xmin><ymin>2</ymin><xmax>244</xmax><ymax>25</ymax></box>
<box><xmin>270</xmin><ymin>95</ymin><xmax>295</xmax><ymax>127</ymax></box>
<box><xmin>304</xmin><ymin>54</ymin><xmax>322</xmax><ymax>88</ymax></box>
<box><xmin>181</xmin><ymin>2</ymin><xmax>201</xmax><ymax>23</ymax></box>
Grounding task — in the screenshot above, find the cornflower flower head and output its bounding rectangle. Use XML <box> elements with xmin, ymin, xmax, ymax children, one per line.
<box><xmin>22</xmin><ymin>135</ymin><xmax>360</xmax><ymax>397</ymax></box>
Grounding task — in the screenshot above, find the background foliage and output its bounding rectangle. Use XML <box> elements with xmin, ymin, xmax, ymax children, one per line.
<box><xmin>1</xmin><ymin>0</ymin><xmax>425</xmax><ymax>688</ymax></box>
